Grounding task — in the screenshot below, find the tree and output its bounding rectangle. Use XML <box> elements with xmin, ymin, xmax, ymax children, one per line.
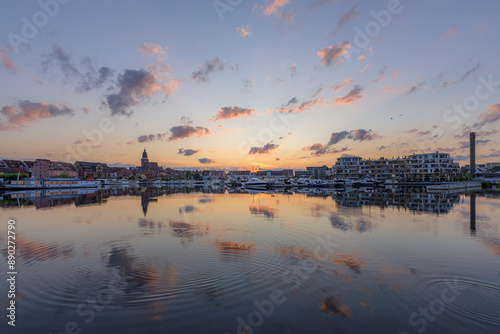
<box><xmin>55</xmin><ymin>174</ymin><xmax>70</xmax><ymax>178</ymax></box>
<box><xmin>1</xmin><ymin>173</ymin><xmax>29</xmax><ymax>181</ymax></box>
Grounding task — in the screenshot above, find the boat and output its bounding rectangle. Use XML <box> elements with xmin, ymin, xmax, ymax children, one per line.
<box><xmin>243</xmin><ymin>178</ymin><xmax>268</xmax><ymax>189</ymax></box>
<box><xmin>5</xmin><ymin>178</ymin><xmax>101</xmax><ymax>190</ymax></box>
<box><xmin>43</xmin><ymin>178</ymin><xmax>101</xmax><ymax>188</ymax></box>
<box><xmin>4</xmin><ymin>179</ymin><xmax>43</xmax><ymax>189</ymax></box>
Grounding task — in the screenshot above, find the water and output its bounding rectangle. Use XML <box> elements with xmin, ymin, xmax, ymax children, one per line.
<box><xmin>1</xmin><ymin>187</ymin><xmax>499</xmax><ymax>334</ymax></box>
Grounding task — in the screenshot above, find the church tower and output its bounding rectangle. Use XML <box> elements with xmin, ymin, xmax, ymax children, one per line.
<box><xmin>141</xmin><ymin>148</ymin><xmax>149</xmax><ymax>169</ymax></box>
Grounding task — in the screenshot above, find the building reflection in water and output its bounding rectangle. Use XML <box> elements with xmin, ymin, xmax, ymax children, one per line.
<box><xmin>333</xmin><ymin>188</ymin><xmax>461</xmax><ymax>215</ymax></box>
<box><xmin>470</xmin><ymin>192</ymin><xmax>476</xmax><ymax>236</ymax></box>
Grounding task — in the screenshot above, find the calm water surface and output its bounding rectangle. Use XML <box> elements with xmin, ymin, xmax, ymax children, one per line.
<box><xmin>1</xmin><ymin>187</ymin><xmax>499</xmax><ymax>334</ymax></box>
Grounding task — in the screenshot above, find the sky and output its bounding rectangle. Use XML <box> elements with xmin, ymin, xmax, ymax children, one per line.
<box><xmin>0</xmin><ymin>0</ymin><xmax>499</xmax><ymax>170</ymax></box>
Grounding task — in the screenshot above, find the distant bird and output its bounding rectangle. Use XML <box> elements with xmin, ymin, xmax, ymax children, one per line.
<box><xmin>390</xmin><ymin>117</ymin><xmax>393</xmax><ymax>120</ymax></box>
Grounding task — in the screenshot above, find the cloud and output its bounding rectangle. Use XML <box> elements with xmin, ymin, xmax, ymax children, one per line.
<box><xmin>277</xmin><ymin>97</ymin><xmax>325</xmax><ymax>113</ymax></box>
<box><xmin>308</xmin><ymin>0</ymin><xmax>342</xmax><ymax>11</ymax></box>
<box><xmin>372</xmin><ymin>66</ymin><xmax>388</xmax><ymax>83</ymax></box>
<box><xmin>199</xmin><ymin>158</ymin><xmax>215</xmax><ymax>164</ymax></box>
<box><xmin>440</xmin><ymin>24</ymin><xmax>459</xmax><ymax>41</ymax></box>
<box><xmin>329</xmin><ymin>3</ymin><xmax>360</xmax><ymax>37</ymax></box>
<box><xmin>332</xmin><ymin>85</ymin><xmax>364</xmax><ymax>105</ymax></box>
<box><xmin>328</xmin><ymin>129</ymin><xmax>378</xmax><ymax>146</ymax></box>
<box><xmin>474</xmin><ymin>23</ymin><xmax>489</xmax><ymax>34</ymax></box>
<box><xmin>240</xmin><ymin>79</ymin><xmax>253</xmax><ymax>94</ymax></box>
<box><xmin>357</xmin><ymin>55</ymin><xmax>366</xmax><ymax>61</ymax></box>
<box><xmin>248</xmin><ymin>143</ymin><xmax>279</xmax><ymax>155</ymax></box>
<box><xmin>213</xmin><ymin>106</ymin><xmax>256</xmax><ymax>121</ymax></box>
<box><xmin>137</xmin><ymin>133</ymin><xmax>166</xmax><ymax>143</ymax></box>
<box><xmin>41</xmin><ymin>44</ymin><xmax>114</xmax><ymax>92</ymax></box>
<box><xmin>263</xmin><ymin>0</ymin><xmax>289</xmax><ymax>15</ymax></box>
<box><xmin>104</xmin><ymin>68</ymin><xmax>167</xmax><ymax>116</ymax></box>
<box><xmin>138</xmin><ymin>42</ymin><xmax>180</xmax><ymax>96</ymax></box>
<box><xmin>178</xmin><ymin>148</ymin><xmax>201</xmax><ymax>156</ymax></box>
<box><xmin>328</xmin><ymin>131</ymin><xmax>350</xmax><ymax>145</ymax></box>
<box><xmin>0</xmin><ymin>47</ymin><xmax>16</xmax><ymax>71</ymax></box>
<box><xmin>236</xmin><ymin>25</ymin><xmax>252</xmax><ymax>38</ymax></box>
<box><xmin>378</xmin><ymin>146</ymin><xmax>386</xmax><ymax>151</ymax></box>
<box><xmin>289</xmin><ymin>63</ymin><xmax>297</xmax><ymax>78</ymax></box>
<box><xmin>168</xmin><ymin>125</ymin><xmax>210</xmax><ymax>141</ymax></box>
<box><xmin>434</xmin><ymin>63</ymin><xmax>481</xmax><ymax>91</ymax></box>
<box><xmin>350</xmin><ymin>129</ymin><xmax>378</xmax><ymax>141</ymax></box>
<box><xmin>312</xmin><ymin>87</ymin><xmax>324</xmax><ymax>98</ymax></box>
<box><xmin>192</xmin><ymin>57</ymin><xmax>232</xmax><ymax>83</ymax></box>
<box><xmin>317</xmin><ymin>41</ymin><xmax>351</xmax><ymax>67</ymax></box>
<box><xmin>474</xmin><ymin>104</ymin><xmax>500</xmax><ymax>128</ymax></box>
<box><xmin>404</xmin><ymin>81</ymin><xmax>425</xmax><ymax>96</ymax></box>
<box><xmin>0</xmin><ymin>101</ymin><xmax>74</xmax><ymax>130</ymax></box>
<box><xmin>302</xmin><ymin>143</ymin><xmax>349</xmax><ymax>157</ymax></box>
<box><xmin>256</xmin><ymin>0</ymin><xmax>294</xmax><ymax>23</ymax></box>
<box><xmin>332</xmin><ymin>78</ymin><xmax>353</xmax><ymax>91</ymax></box>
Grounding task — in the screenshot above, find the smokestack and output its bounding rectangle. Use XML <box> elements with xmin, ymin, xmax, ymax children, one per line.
<box><xmin>470</xmin><ymin>132</ymin><xmax>476</xmax><ymax>177</ymax></box>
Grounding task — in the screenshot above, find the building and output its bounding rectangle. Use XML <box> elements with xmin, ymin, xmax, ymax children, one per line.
<box><xmin>32</xmin><ymin>159</ymin><xmax>78</xmax><ymax>179</ymax></box>
<box><xmin>227</xmin><ymin>170</ymin><xmax>251</xmax><ymax>179</ymax></box>
<box><xmin>406</xmin><ymin>152</ymin><xmax>460</xmax><ymax>182</ymax></box>
<box><xmin>282</xmin><ymin>169</ymin><xmax>294</xmax><ymax>178</ymax></box>
<box><xmin>486</xmin><ymin>162</ymin><xmax>500</xmax><ymax>170</ymax></box>
<box><xmin>1</xmin><ymin>159</ymin><xmax>32</xmax><ymax>175</ymax></box>
<box><xmin>332</xmin><ymin>152</ymin><xmax>460</xmax><ymax>182</ymax></box>
<box><xmin>294</xmin><ymin>170</ymin><xmax>311</xmax><ymax>179</ymax></box>
<box><xmin>359</xmin><ymin>157</ymin><xmax>409</xmax><ymax>181</ymax></box>
<box><xmin>201</xmin><ymin>170</ymin><xmax>227</xmax><ymax>180</ymax></box>
<box><xmin>140</xmin><ymin>149</ymin><xmax>161</xmax><ymax>170</ymax></box>
<box><xmin>75</xmin><ymin>161</ymin><xmax>115</xmax><ymax>179</ymax></box>
<box><xmin>0</xmin><ymin>160</ymin><xmax>14</xmax><ymax>175</ymax></box>
<box><xmin>333</xmin><ymin>156</ymin><xmax>362</xmax><ymax>179</ymax></box>
<box><xmin>307</xmin><ymin>166</ymin><xmax>330</xmax><ymax>179</ymax></box>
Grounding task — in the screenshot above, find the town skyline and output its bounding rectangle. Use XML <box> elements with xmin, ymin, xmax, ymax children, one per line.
<box><xmin>1</xmin><ymin>1</ymin><xmax>500</xmax><ymax>169</ymax></box>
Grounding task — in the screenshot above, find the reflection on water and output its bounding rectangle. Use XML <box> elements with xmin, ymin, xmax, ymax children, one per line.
<box><xmin>1</xmin><ymin>187</ymin><xmax>500</xmax><ymax>334</ymax></box>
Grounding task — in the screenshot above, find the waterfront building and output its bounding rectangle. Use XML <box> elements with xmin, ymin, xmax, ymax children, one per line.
<box><xmin>1</xmin><ymin>159</ymin><xmax>32</xmax><ymax>176</ymax></box>
<box><xmin>486</xmin><ymin>162</ymin><xmax>500</xmax><ymax>170</ymax></box>
<box><xmin>333</xmin><ymin>156</ymin><xmax>362</xmax><ymax>179</ymax></box>
<box><xmin>33</xmin><ymin>159</ymin><xmax>78</xmax><ymax>179</ymax></box>
<box><xmin>140</xmin><ymin>148</ymin><xmax>161</xmax><ymax>170</ymax></box>
<box><xmin>294</xmin><ymin>170</ymin><xmax>311</xmax><ymax>179</ymax></box>
<box><xmin>332</xmin><ymin>152</ymin><xmax>460</xmax><ymax>181</ymax></box>
<box><xmin>282</xmin><ymin>169</ymin><xmax>294</xmax><ymax>178</ymax></box>
<box><xmin>227</xmin><ymin>170</ymin><xmax>251</xmax><ymax>179</ymax></box>
<box><xmin>307</xmin><ymin>165</ymin><xmax>330</xmax><ymax>179</ymax></box>
<box><xmin>406</xmin><ymin>152</ymin><xmax>460</xmax><ymax>182</ymax></box>
<box><xmin>201</xmin><ymin>170</ymin><xmax>227</xmax><ymax>180</ymax></box>
<box><xmin>75</xmin><ymin>161</ymin><xmax>115</xmax><ymax>179</ymax></box>
<box><xmin>359</xmin><ymin>157</ymin><xmax>409</xmax><ymax>181</ymax></box>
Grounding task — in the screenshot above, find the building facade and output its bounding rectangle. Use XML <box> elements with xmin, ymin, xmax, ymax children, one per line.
<box><xmin>332</xmin><ymin>152</ymin><xmax>460</xmax><ymax>181</ymax></box>
<box><xmin>32</xmin><ymin>159</ymin><xmax>78</xmax><ymax>179</ymax></box>
<box><xmin>75</xmin><ymin>161</ymin><xmax>116</xmax><ymax>179</ymax></box>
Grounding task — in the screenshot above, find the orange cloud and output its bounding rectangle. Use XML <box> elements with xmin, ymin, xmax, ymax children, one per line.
<box><xmin>317</xmin><ymin>41</ymin><xmax>351</xmax><ymax>67</ymax></box>
<box><xmin>213</xmin><ymin>106</ymin><xmax>256</xmax><ymax>121</ymax></box>
<box><xmin>0</xmin><ymin>47</ymin><xmax>16</xmax><ymax>71</ymax></box>
<box><xmin>332</xmin><ymin>78</ymin><xmax>353</xmax><ymax>91</ymax></box>
<box><xmin>332</xmin><ymin>85</ymin><xmax>364</xmax><ymax>105</ymax></box>
<box><xmin>0</xmin><ymin>101</ymin><xmax>74</xmax><ymax>130</ymax></box>
<box><xmin>236</xmin><ymin>24</ymin><xmax>252</xmax><ymax>38</ymax></box>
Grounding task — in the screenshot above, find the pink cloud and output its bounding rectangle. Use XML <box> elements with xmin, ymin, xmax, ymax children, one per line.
<box><xmin>236</xmin><ymin>25</ymin><xmax>252</xmax><ymax>38</ymax></box>
<box><xmin>0</xmin><ymin>47</ymin><xmax>16</xmax><ymax>71</ymax></box>
<box><xmin>332</xmin><ymin>86</ymin><xmax>364</xmax><ymax>105</ymax></box>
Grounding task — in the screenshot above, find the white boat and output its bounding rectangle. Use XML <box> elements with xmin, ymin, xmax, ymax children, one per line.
<box><xmin>243</xmin><ymin>178</ymin><xmax>268</xmax><ymax>189</ymax></box>
<box><xmin>5</xmin><ymin>179</ymin><xmax>43</xmax><ymax>189</ymax></box>
<box><xmin>43</xmin><ymin>178</ymin><xmax>101</xmax><ymax>188</ymax></box>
